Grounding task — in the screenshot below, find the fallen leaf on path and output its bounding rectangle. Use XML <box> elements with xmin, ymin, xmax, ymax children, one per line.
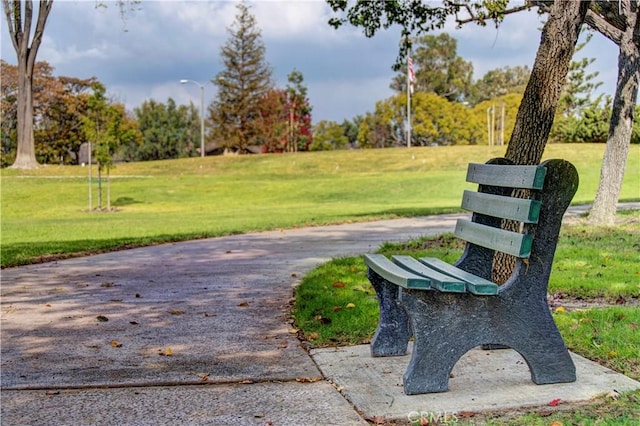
<box><xmin>365</xmin><ymin>415</ymin><xmax>385</xmax><ymax>424</ymax></box>
<box><xmin>96</xmin><ymin>315</ymin><xmax>109</xmax><ymax>322</ymax></box>
<box><xmin>295</xmin><ymin>376</ymin><xmax>322</xmax><ymax>383</ymax></box>
<box><xmin>111</xmin><ymin>340</ymin><xmax>122</xmax><ymax>348</ymax></box>
<box><xmin>159</xmin><ymin>348</ymin><xmax>173</xmax><ymax>356</ymax></box>
<box><xmin>240</xmin><ymin>380</ymin><xmax>254</xmax><ymax>384</ymax></box>
<box><xmin>169</xmin><ymin>310</ymin><xmax>184</xmax><ymax>315</ymax></box>
<box><xmin>237</xmin><ymin>301</ymin><xmax>249</xmax><ymax>307</ymax></box>
<box><xmin>548</xmin><ymin>398</ymin><xmax>561</xmax><ymax>406</ymax></box>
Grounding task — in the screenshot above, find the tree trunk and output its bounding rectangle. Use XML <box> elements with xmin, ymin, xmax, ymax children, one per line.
<box><xmin>588</xmin><ymin>6</ymin><xmax>639</xmax><ymax>226</ymax></box>
<box><xmin>97</xmin><ymin>164</ymin><xmax>103</xmax><ymax>210</ymax></box>
<box><xmin>493</xmin><ymin>0</ymin><xmax>588</xmax><ymax>284</ymax></box>
<box><xmin>3</xmin><ymin>0</ymin><xmax>54</xmax><ymax>169</ymax></box>
<box><xmin>11</xmin><ymin>56</ymin><xmax>38</xmax><ymax>168</ymax></box>
<box><xmin>504</xmin><ymin>0</ymin><xmax>589</xmax><ymax>165</ymax></box>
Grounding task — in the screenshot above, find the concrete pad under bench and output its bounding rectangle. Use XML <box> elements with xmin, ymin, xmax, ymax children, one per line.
<box><xmin>311</xmin><ymin>344</ymin><xmax>640</xmax><ymax>422</ymax></box>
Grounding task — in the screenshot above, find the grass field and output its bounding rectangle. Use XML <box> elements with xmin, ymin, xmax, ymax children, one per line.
<box><xmin>1</xmin><ymin>144</ymin><xmax>639</xmax><ymax>267</ymax></box>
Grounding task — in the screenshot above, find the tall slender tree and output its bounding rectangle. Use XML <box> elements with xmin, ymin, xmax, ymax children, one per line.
<box><xmin>210</xmin><ymin>2</ymin><xmax>273</xmax><ymax>154</ymax></box>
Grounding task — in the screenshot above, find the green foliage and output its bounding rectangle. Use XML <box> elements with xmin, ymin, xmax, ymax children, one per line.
<box><xmin>391</xmin><ymin>33</ymin><xmax>474</xmax><ymax>102</ymax></box>
<box><xmin>358</xmin><ymin>92</ymin><xmax>483</xmax><ymax>147</ymax></box>
<box><xmin>129</xmin><ymin>98</ymin><xmax>198</xmax><ymax>161</ymax></box>
<box><xmin>310</xmin><ymin>120</ymin><xmax>349</xmax><ymax>151</ymax></box>
<box><xmin>551</xmin><ymin>96</ymin><xmax>611</xmax><ymax>143</ymax></box>
<box><xmin>469</xmin><ymin>65</ymin><xmax>530</xmax><ymax>105</ymax></box>
<box><xmin>210</xmin><ymin>2</ymin><xmax>273</xmax><ymax>153</ymax></box>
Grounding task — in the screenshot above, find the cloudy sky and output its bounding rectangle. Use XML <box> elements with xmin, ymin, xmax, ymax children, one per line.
<box><xmin>1</xmin><ymin>1</ymin><xmax>618</xmax><ymax>123</ymax></box>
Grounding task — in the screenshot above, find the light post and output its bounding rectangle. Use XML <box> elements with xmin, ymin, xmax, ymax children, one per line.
<box><xmin>180</xmin><ymin>79</ymin><xmax>205</xmax><ymax>157</ymax></box>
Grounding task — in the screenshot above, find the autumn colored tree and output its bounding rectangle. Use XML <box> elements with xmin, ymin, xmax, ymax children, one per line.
<box><xmin>284</xmin><ymin>69</ymin><xmax>313</xmax><ymax>152</ymax></box>
<box><xmin>36</xmin><ymin>75</ymin><xmax>97</xmax><ymax>164</ymax></box>
<box><xmin>210</xmin><ymin>2</ymin><xmax>273</xmax><ymax>153</ymax></box>
<box><xmin>256</xmin><ymin>89</ymin><xmax>288</xmax><ymax>153</ymax></box>
<box><xmin>1</xmin><ymin>60</ymin><xmax>100</xmax><ymax>165</ymax></box>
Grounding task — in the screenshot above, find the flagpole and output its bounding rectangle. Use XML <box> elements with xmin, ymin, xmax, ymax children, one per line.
<box><xmin>407</xmin><ymin>56</ymin><xmax>411</xmax><ymax>148</ymax></box>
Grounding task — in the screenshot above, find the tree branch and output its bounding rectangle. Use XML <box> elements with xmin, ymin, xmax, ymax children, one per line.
<box><xmin>585</xmin><ymin>8</ymin><xmax>623</xmax><ymax>45</ymax></box>
<box><xmin>451</xmin><ymin>1</ymin><xmax>536</xmax><ymax>27</ymax></box>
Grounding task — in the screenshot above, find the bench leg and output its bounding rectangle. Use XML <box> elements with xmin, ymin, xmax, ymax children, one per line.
<box><xmin>399</xmin><ymin>290</ymin><xmax>476</xmax><ymax>394</ymax></box>
<box><xmin>398</xmin><ymin>288</ymin><xmax>576</xmax><ymax>394</ymax></box>
<box><xmin>503</xmin><ymin>301</ymin><xmax>576</xmax><ymax>385</ymax></box>
<box><xmin>368</xmin><ymin>269</ymin><xmax>412</xmax><ymax>357</ymax></box>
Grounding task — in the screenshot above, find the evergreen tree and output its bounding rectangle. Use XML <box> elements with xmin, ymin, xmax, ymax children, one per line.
<box><xmin>210</xmin><ymin>2</ymin><xmax>273</xmax><ymax>153</ymax></box>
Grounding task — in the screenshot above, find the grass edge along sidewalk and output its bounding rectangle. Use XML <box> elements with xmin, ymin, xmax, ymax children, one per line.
<box><xmin>293</xmin><ymin>212</ymin><xmax>640</xmax><ymax>425</ymax></box>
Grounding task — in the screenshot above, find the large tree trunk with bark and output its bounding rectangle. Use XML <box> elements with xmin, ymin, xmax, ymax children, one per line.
<box><xmin>3</xmin><ymin>0</ymin><xmax>54</xmax><ymax>169</ymax></box>
<box><xmin>493</xmin><ymin>0</ymin><xmax>589</xmax><ymax>284</ymax></box>
<box><xmin>504</xmin><ymin>0</ymin><xmax>589</xmax><ymax>165</ymax></box>
<box><xmin>588</xmin><ymin>2</ymin><xmax>639</xmax><ymax>225</ymax></box>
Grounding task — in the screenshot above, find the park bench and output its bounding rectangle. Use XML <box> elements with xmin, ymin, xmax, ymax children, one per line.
<box><xmin>364</xmin><ymin>158</ymin><xmax>579</xmax><ymax>394</ymax></box>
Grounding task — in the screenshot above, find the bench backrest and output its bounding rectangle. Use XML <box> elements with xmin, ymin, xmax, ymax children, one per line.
<box><xmin>455</xmin><ymin>162</ymin><xmax>547</xmax><ymax>259</ymax></box>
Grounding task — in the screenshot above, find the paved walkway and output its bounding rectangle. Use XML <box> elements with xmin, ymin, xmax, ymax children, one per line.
<box><xmin>2</xmin><ymin>206</ymin><xmax>639</xmax><ymax>425</ymax></box>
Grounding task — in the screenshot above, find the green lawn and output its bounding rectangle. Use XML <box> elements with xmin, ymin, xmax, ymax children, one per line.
<box><xmin>2</xmin><ymin>144</ymin><xmax>638</xmax><ymax>268</ymax></box>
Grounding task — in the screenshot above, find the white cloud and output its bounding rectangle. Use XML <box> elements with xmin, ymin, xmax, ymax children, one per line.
<box><xmin>0</xmin><ymin>0</ymin><xmax>622</xmax><ymax>124</ymax></box>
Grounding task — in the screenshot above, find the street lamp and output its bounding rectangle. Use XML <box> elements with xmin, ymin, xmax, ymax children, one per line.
<box><xmin>180</xmin><ymin>79</ymin><xmax>205</xmax><ymax>157</ymax></box>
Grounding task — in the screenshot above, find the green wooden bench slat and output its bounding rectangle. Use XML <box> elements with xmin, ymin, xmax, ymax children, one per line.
<box><xmin>454</xmin><ymin>219</ymin><xmax>533</xmax><ymax>258</ymax></box>
<box><xmin>461</xmin><ymin>190</ymin><xmax>542</xmax><ymax>223</ymax></box>
<box><xmin>363</xmin><ymin>254</ymin><xmax>431</xmax><ymax>289</ymax></box>
<box><xmin>419</xmin><ymin>257</ymin><xmax>499</xmax><ymax>296</ymax></box>
<box><xmin>392</xmin><ymin>255</ymin><xmax>466</xmax><ymax>293</ymax></box>
<box><xmin>466</xmin><ymin>163</ymin><xmax>546</xmax><ymax>190</ymax></box>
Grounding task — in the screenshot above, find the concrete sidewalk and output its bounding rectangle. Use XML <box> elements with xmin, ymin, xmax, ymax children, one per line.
<box><xmin>2</xmin><ymin>206</ymin><xmax>639</xmax><ymax>425</ymax></box>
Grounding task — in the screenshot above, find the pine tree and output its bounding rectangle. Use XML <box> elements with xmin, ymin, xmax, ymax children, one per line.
<box><xmin>210</xmin><ymin>2</ymin><xmax>273</xmax><ymax>153</ymax></box>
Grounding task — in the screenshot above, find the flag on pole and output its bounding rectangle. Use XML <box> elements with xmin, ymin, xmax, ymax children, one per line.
<box><xmin>408</xmin><ymin>57</ymin><xmax>415</xmax><ymax>94</ymax></box>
